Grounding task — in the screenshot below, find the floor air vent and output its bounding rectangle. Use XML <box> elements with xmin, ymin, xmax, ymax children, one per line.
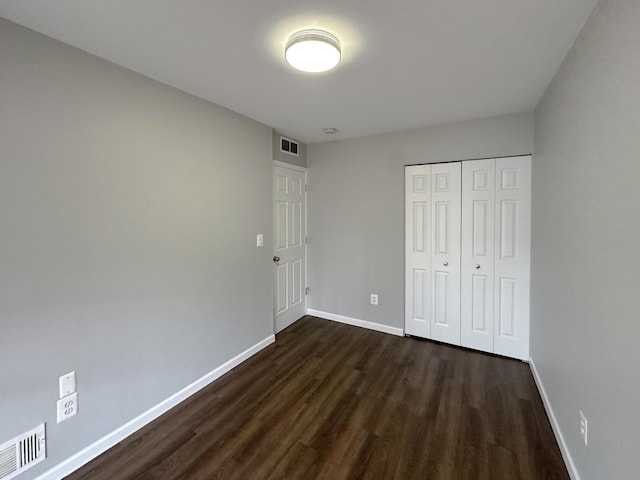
<box><xmin>0</xmin><ymin>424</ymin><xmax>46</xmax><ymax>480</ymax></box>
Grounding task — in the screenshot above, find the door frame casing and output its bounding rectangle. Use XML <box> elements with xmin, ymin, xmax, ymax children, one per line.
<box><xmin>272</xmin><ymin>160</ymin><xmax>308</xmax><ymax>332</ymax></box>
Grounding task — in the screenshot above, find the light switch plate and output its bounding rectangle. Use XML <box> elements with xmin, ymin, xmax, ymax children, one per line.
<box><xmin>59</xmin><ymin>371</ymin><xmax>77</xmax><ymax>398</ymax></box>
<box><xmin>256</xmin><ymin>234</ymin><xmax>264</xmax><ymax>247</ymax></box>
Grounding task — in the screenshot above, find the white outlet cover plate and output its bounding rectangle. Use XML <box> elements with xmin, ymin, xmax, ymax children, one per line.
<box><xmin>580</xmin><ymin>410</ymin><xmax>588</xmax><ymax>445</ymax></box>
<box><xmin>59</xmin><ymin>371</ymin><xmax>77</xmax><ymax>398</ymax></box>
<box><xmin>370</xmin><ymin>294</ymin><xmax>379</xmax><ymax>305</ymax></box>
<box><xmin>256</xmin><ymin>234</ymin><xmax>264</xmax><ymax>247</ymax></box>
<box><xmin>57</xmin><ymin>392</ymin><xmax>78</xmax><ymax>423</ymax></box>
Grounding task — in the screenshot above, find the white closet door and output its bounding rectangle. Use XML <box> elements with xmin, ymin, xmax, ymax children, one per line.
<box><xmin>493</xmin><ymin>156</ymin><xmax>531</xmax><ymax>360</ymax></box>
<box><xmin>405</xmin><ymin>165</ymin><xmax>431</xmax><ymax>338</ymax></box>
<box><xmin>461</xmin><ymin>159</ymin><xmax>496</xmax><ymax>353</ymax></box>
<box><xmin>430</xmin><ymin>162</ymin><xmax>462</xmax><ymax>345</ymax></box>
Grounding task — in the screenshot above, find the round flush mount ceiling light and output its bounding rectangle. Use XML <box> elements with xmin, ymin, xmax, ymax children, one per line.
<box><xmin>285</xmin><ymin>29</ymin><xmax>341</xmax><ymax>73</ymax></box>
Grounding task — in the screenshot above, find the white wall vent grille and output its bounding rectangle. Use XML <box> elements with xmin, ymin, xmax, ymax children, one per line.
<box><xmin>280</xmin><ymin>136</ymin><xmax>299</xmax><ymax>156</ymax></box>
<box><xmin>0</xmin><ymin>424</ymin><xmax>46</xmax><ymax>480</ymax></box>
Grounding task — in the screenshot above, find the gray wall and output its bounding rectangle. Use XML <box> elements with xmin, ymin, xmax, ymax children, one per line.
<box><xmin>272</xmin><ymin>129</ymin><xmax>307</xmax><ymax>168</ymax></box>
<box><xmin>532</xmin><ymin>0</ymin><xmax>640</xmax><ymax>478</ymax></box>
<box><xmin>0</xmin><ymin>18</ymin><xmax>273</xmax><ymax>477</ymax></box>
<box><xmin>306</xmin><ymin>113</ymin><xmax>533</xmax><ymax>328</ymax></box>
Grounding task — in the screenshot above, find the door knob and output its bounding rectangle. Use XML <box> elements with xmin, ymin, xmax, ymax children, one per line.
<box><xmin>443</xmin><ymin>261</ymin><xmax>449</xmax><ymax>267</ymax></box>
<box><xmin>273</xmin><ymin>256</ymin><xmax>280</xmax><ymax>262</ymax></box>
<box><xmin>475</xmin><ymin>264</ymin><xmax>481</xmax><ymax>269</ymax></box>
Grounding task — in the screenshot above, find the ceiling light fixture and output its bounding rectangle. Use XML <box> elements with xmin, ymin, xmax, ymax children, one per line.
<box><xmin>323</xmin><ymin>127</ymin><xmax>338</xmax><ymax>134</ymax></box>
<box><xmin>285</xmin><ymin>29</ymin><xmax>341</xmax><ymax>73</ymax></box>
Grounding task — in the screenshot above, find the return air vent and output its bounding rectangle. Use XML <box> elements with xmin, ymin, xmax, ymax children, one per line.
<box><xmin>280</xmin><ymin>136</ymin><xmax>299</xmax><ymax>156</ymax></box>
<box><xmin>0</xmin><ymin>424</ymin><xmax>46</xmax><ymax>480</ymax></box>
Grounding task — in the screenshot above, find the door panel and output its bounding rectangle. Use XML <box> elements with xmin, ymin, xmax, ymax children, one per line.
<box><xmin>275</xmin><ymin>201</ymin><xmax>288</xmax><ymax>249</ymax></box>
<box><xmin>291</xmin><ymin>258</ymin><xmax>303</xmax><ymax>305</ymax></box>
<box><xmin>461</xmin><ymin>159</ymin><xmax>495</xmax><ymax>353</ymax></box>
<box><xmin>497</xmin><ymin>277</ymin><xmax>517</xmax><ymax>336</ymax></box>
<box><xmin>413</xmin><ymin>202</ymin><xmax>427</xmax><ymax>252</ymax></box>
<box><xmin>472</xmin><ymin>201</ymin><xmax>489</xmax><ymax>256</ymax></box>
<box><xmin>435</xmin><ymin>202</ymin><xmax>450</xmax><ymax>254</ymax></box>
<box><xmin>276</xmin><ymin>263</ymin><xmax>288</xmax><ymax>314</ymax></box>
<box><xmin>412</xmin><ymin>269</ymin><xmax>427</xmax><ymax>320</ymax></box>
<box><xmin>273</xmin><ymin>165</ymin><xmax>306</xmax><ymax>333</ymax></box>
<box><xmin>405</xmin><ymin>166</ymin><xmax>431</xmax><ymax>338</ymax></box>
<box><xmin>493</xmin><ymin>156</ymin><xmax>531</xmax><ymax>359</ymax></box>
<box><xmin>499</xmin><ymin>200</ymin><xmax>518</xmax><ymax>259</ymax></box>
<box><xmin>433</xmin><ymin>271</ymin><xmax>449</xmax><ymax>324</ymax></box>
<box><xmin>291</xmin><ymin>201</ymin><xmax>303</xmax><ymax>247</ymax></box>
<box><xmin>471</xmin><ymin>274</ymin><xmax>490</xmax><ymax>331</ymax></box>
<box><xmin>430</xmin><ymin>162</ymin><xmax>461</xmax><ymax>345</ymax></box>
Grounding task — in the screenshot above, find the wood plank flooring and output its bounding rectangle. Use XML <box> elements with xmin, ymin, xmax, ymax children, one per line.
<box><xmin>65</xmin><ymin>316</ymin><xmax>569</xmax><ymax>480</ymax></box>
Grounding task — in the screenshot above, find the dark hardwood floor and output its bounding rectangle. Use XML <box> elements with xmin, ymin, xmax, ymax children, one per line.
<box><xmin>65</xmin><ymin>316</ymin><xmax>569</xmax><ymax>480</ymax></box>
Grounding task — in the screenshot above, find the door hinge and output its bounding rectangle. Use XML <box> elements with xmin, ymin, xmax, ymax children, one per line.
<box><xmin>305</xmin><ymin>184</ymin><xmax>308</xmax><ymax>192</ymax></box>
<box><xmin>305</xmin><ymin>287</ymin><xmax>310</xmax><ymax>295</ymax></box>
<box><xmin>305</xmin><ymin>236</ymin><xmax>308</xmax><ymax>244</ymax></box>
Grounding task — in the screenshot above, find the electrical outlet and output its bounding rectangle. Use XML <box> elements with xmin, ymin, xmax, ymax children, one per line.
<box><xmin>370</xmin><ymin>294</ymin><xmax>379</xmax><ymax>305</ymax></box>
<box><xmin>57</xmin><ymin>393</ymin><xmax>78</xmax><ymax>423</ymax></box>
<box><xmin>256</xmin><ymin>234</ymin><xmax>264</xmax><ymax>247</ymax></box>
<box><xmin>579</xmin><ymin>410</ymin><xmax>588</xmax><ymax>446</ymax></box>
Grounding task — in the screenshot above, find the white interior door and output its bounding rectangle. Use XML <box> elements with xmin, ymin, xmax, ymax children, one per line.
<box><xmin>461</xmin><ymin>159</ymin><xmax>496</xmax><ymax>353</ymax></box>
<box><xmin>273</xmin><ymin>164</ymin><xmax>306</xmax><ymax>333</ymax></box>
<box><xmin>430</xmin><ymin>162</ymin><xmax>462</xmax><ymax>345</ymax></box>
<box><xmin>405</xmin><ymin>165</ymin><xmax>432</xmax><ymax>338</ymax></box>
<box><xmin>493</xmin><ymin>156</ymin><xmax>531</xmax><ymax>359</ymax></box>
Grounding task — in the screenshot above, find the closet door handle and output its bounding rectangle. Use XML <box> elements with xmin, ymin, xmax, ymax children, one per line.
<box><xmin>443</xmin><ymin>261</ymin><xmax>449</xmax><ymax>267</ymax></box>
<box><xmin>273</xmin><ymin>256</ymin><xmax>280</xmax><ymax>262</ymax></box>
<box><xmin>475</xmin><ymin>264</ymin><xmax>481</xmax><ymax>269</ymax></box>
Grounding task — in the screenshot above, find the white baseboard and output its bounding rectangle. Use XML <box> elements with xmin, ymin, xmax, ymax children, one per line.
<box><xmin>36</xmin><ymin>334</ymin><xmax>276</xmax><ymax>480</ymax></box>
<box><xmin>307</xmin><ymin>309</ymin><xmax>404</xmax><ymax>337</ymax></box>
<box><xmin>529</xmin><ymin>357</ymin><xmax>580</xmax><ymax>480</ymax></box>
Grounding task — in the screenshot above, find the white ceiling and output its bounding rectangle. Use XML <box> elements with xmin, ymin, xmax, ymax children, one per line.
<box><xmin>0</xmin><ymin>0</ymin><xmax>598</xmax><ymax>144</ymax></box>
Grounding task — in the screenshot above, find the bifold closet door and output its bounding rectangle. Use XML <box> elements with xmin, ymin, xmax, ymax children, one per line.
<box><xmin>493</xmin><ymin>156</ymin><xmax>531</xmax><ymax>359</ymax></box>
<box><xmin>460</xmin><ymin>156</ymin><xmax>531</xmax><ymax>360</ymax></box>
<box><xmin>406</xmin><ymin>157</ymin><xmax>529</xmax><ymax>359</ymax></box>
<box><xmin>461</xmin><ymin>159</ymin><xmax>496</xmax><ymax>353</ymax></box>
<box><xmin>405</xmin><ymin>163</ymin><xmax>461</xmax><ymax>344</ymax></box>
<box><xmin>405</xmin><ymin>165</ymin><xmax>431</xmax><ymax>338</ymax></box>
<box><xmin>430</xmin><ymin>162</ymin><xmax>461</xmax><ymax>345</ymax></box>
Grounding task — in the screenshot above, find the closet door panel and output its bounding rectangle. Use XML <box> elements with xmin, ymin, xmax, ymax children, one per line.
<box><xmin>461</xmin><ymin>159</ymin><xmax>495</xmax><ymax>353</ymax></box>
<box><xmin>430</xmin><ymin>162</ymin><xmax>461</xmax><ymax>345</ymax></box>
<box><xmin>494</xmin><ymin>156</ymin><xmax>531</xmax><ymax>360</ymax></box>
<box><xmin>405</xmin><ymin>166</ymin><xmax>432</xmax><ymax>338</ymax></box>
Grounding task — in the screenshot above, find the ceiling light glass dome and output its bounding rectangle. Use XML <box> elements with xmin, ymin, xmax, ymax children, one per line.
<box><xmin>285</xmin><ymin>29</ymin><xmax>341</xmax><ymax>73</ymax></box>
